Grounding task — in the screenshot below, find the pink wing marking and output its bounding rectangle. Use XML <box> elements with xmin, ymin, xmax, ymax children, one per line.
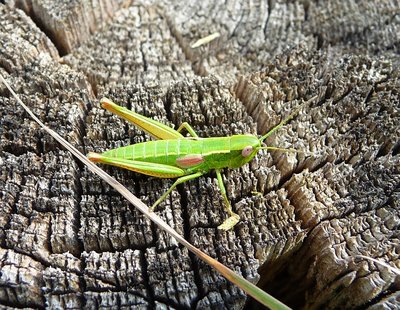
<box><xmin>176</xmin><ymin>154</ymin><xmax>205</xmax><ymax>168</ymax></box>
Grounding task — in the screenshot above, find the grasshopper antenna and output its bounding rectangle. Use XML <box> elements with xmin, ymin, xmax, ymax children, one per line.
<box><xmin>259</xmin><ymin>146</ymin><xmax>303</xmax><ymax>153</ymax></box>
<box><xmin>260</xmin><ymin>95</ymin><xmax>318</xmax><ymax>143</ymax></box>
<box><xmin>258</xmin><ymin>146</ymin><xmax>316</xmax><ymax>156</ymax></box>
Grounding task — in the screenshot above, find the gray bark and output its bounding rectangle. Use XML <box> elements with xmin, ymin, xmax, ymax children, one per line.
<box><xmin>0</xmin><ymin>1</ymin><xmax>399</xmax><ymax>309</ymax></box>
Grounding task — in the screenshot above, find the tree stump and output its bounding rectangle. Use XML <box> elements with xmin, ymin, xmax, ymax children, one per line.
<box><xmin>0</xmin><ymin>1</ymin><xmax>399</xmax><ymax>309</ymax></box>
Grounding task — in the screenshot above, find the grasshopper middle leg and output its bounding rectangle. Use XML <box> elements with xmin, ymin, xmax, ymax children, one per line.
<box><xmin>151</xmin><ymin>171</ymin><xmax>204</xmax><ymax>210</ymax></box>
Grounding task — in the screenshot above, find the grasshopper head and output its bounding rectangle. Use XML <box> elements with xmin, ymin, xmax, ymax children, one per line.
<box><xmin>228</xmin><ymin>135</ymin><xmax>262</xmax><ymax>168</ymax></box>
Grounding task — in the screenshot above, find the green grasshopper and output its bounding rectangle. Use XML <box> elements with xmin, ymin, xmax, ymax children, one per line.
<box><xmin>88</xmin><ymin>97</ymin><xmax>308</xmax><ymax>230</ymax></box>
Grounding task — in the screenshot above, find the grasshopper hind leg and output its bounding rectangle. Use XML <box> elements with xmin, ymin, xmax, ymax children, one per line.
<box><xmin>176</xmin><ymin>122</ymin><xmax>198</xmax><ymax>138</ymax></box>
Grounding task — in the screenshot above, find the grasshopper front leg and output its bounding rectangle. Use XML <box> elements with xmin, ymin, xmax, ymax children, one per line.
<box><xmin>215</xmin><ymin>169</ymin><xmax>240</xmax><ymax>231</ymax></box>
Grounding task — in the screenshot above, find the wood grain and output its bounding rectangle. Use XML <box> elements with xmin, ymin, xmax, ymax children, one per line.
<box><xmin>0</xmin><ymin>1</ymin><xmax>399</xmax><ymax>309</ymax></box>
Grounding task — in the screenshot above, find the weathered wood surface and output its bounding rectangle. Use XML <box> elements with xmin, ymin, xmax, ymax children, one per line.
<box><xmin>0</xmin><ymin>1</ymin><xmax>399</xmax><ymax>309</ymax></box>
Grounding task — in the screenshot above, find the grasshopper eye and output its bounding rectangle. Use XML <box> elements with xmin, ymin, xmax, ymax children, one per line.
<box><xmin>241</xmin><ymin>146</ymin><xmax>254</xmax><ymax>157</ymax></box>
